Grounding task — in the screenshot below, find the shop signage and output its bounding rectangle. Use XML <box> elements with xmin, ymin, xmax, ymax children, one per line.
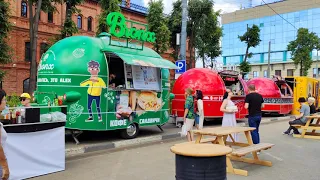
<box><xmin>106</xmin><ymin>12</ymin><xmax>156</xmax><ymax>43</ymax></box>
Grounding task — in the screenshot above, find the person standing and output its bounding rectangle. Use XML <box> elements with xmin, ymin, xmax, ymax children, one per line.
<box><xmin>0</xmin><ymin>89</ymin><xmax>10</xmax><ymax>180</ymax></box>
<box><xmin>245</xmin><ymin>84</ymin><xmax>264</xmax><ymax>144</ymax></box>
<box><xmin>195</xmin><ymin>90</ymin><xmax>204</xmax><ymax>130</ymax></box>
<box><xmin>220</xmin><ymin>89</ymin><xmax>238</xmax><ymax>142</ymax></box>
<box><xmin>283</xmin><ymin>97</ymin><xmax>310</xmax><ymax>135</ymax></box>
<box><xmin>184</xmin><ymin>88</ymin><xmax>195</xmax><ymax>141</ymax></box>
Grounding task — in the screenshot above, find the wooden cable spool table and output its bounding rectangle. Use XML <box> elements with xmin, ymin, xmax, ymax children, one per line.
<box><xmin>171</xmin><ymin>143</ymin><xmax>232</xmax><ymax>180</ymax></box>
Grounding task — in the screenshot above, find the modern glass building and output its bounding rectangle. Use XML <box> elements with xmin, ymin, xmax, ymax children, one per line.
<box><xmin>221</xmin><ymin>0</ymin><xmax>320</xmax><ymax>78</ymax></box>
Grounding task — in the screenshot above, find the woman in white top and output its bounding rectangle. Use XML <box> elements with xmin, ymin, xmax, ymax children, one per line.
<box><xmin>220</xmin><ymin>89</ymin><xmax>238</xmax><ymax>142</ymax></box>
<box><xmin>195</xmin><ymin>90</ymin><xmax>204</xmax><ymax>129</ymax></box>
<box><xmin>0</xmin><ymin>89</ymin><xmax>9</xmax><ymax>179</ymax></box>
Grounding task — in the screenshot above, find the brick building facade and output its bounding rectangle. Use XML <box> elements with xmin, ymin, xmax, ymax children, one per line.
<box><xmin>3</xmin><ymin>0</ymin><xmax>193</xmax><ymax>95</ymax></box>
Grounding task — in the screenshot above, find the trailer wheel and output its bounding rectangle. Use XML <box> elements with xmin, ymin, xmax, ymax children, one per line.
<box><xmin>120</xmin><ymin>123</ymin><xmax>139</xmax><ymax>139</ymax></box>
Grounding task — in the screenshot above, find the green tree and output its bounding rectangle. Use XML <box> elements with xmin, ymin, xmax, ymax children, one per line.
<box><xmin>28</xmin><ymin>0</ymin><xmax>61</xmax><ymax>94</ymax></box>
<box><xmin>147</xmin><ymin>0</ymin><xmax>171</xmax><ymax>54</ymax></box>
<box><xmin>0</xmin><ymin>0</ymin><xmax>12</xmax><ymax>80</ymax></box>
<box><xmin>96</xmin><ymin>0</ymin><xmax>121</xmax><ymax>35</ymax></box>
<box><xmin>188</xmin><ymin>0</ymin><xmax>214</xmax><ymax>69</ymax></box>
<box><xmin>195</xmin><ymin>8</ymin><xmax>222</xmax><ymax>68</ymax></box>
<box><xmin>238</xmin><ymin>24</ymin><xmax>261</xmax><ymax>76</ymax></box>
<box><xmin>168</xmin><ymin>0</ymin><xmax>182</xmax><ymax>60</ymax></box>
<box><xmin>287</xmin><ymin>28</ymin><xmax>320</xmax><ymax>76</ymax></box>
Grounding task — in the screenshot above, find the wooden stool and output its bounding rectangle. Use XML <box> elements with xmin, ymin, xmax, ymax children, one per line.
<box><xmin>171</xmin><ymin>143</ymin><xmax>232</xmax><ymax>180</ymax></box>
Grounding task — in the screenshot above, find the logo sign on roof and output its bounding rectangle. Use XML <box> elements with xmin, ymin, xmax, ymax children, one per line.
<box><xmin>106</xmin><ymin>12</ymin><xmax>156</xmax><ymax>43</ymax></box>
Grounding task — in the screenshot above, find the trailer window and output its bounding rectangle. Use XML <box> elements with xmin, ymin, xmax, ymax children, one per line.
<box><xmin>106</xmin><ymin>55</ymin><xmax>125</xmax><ymax>89</ymax></box>
<box><xmin>221</xmin><ymin>76</ymin><xmax>244</xmax><ymax>95</ymax></box>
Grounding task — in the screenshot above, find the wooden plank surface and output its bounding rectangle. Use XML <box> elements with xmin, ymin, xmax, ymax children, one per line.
<box><xmin>232</xmin><ymin>143</ymin><xmax>275</xmax><ymax>157</ymax></box>
<box><xmin>170</xmin><ymin>143</ymin><xmax>232</xmax><ymax>157</ymax></box>
<box><xmin>193</xmin><ymin>127</ymin><xmax>256</xmax><ymax>136</ymax></box>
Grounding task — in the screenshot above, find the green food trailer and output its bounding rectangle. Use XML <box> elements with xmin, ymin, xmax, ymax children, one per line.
<box><xmin>34</xmin><ymin>12</ymin><xmax>178</xmax><ymax>143</ymax></box>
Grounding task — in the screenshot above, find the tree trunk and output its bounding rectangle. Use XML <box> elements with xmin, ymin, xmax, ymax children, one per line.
<box><xmin>244</xmin><ymin>46</ymin><xmax>249</xmax><ymax>62</ymax></box>
<box><xmin>29</xmin><ymin>0</ymin><xmax>43</xmax><ymax>94</ymax></box>
<box><xmin>300</xmin><ymin>60</ymin><xmax>303</xmax><ymax>76</ymax></box>
<box><xmin>188</xmin><ymin>27</ymin><xmax>194</xmax><ymax>69</ymax></box>
<box><xmin>202</xmin><ymin>53</ymin><xmax>205</xmax><ymax>68</ymax></box>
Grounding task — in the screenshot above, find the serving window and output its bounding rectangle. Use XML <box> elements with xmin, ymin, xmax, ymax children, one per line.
<box><xmin>105</xmin><ymin>52</ymin><xmax>161</xmax><ymax>91</ymax></box>
<box><xmin>124</xmin><ymin>64</ymin><xmax>161</xmax><ymax>91</ymax></box>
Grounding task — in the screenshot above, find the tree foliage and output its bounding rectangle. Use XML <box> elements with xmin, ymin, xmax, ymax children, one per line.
<box><xmin>0</xmin><ymin>0</ymin><xmax>12</xmax><ymax>81</ymax></box>
<box><xmin>168</xmin><ymin>0</ymin><xmax>182</xmax><ymax>61</ymax></box>
<box><xmin>147</xmin><ymin>0</ymin><xmax>171</xmax><ymax>54</ymax></box>
<box><xmin>195</xmin><ymin>6</ymin><xmax>222</xmax><ymax>68</ymax></box>
<box><xmin>287</xmin><ymin>28</ymin><xmax>320</xmax><ymax>76</ymax></box>
<box><xmin>96</xmin><ymin>0</ymin><xmax>121</xmax><ymax>35</ymax></box>
<box><xmin>238</xmin><ymin>24</ymin><xmax>261</xmax><ymax>76</ymax></box>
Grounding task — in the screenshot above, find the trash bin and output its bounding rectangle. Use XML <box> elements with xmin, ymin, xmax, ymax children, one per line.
<box><xmin>171</xmin><ymin>143</ymin><xmax>232</xmax><ymax>180</ymax></box>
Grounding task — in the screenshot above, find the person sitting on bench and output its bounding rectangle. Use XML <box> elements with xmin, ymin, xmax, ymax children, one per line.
<box><xmin>283</xmin><ymin>97</ymin><xmax>310</xmax><ymax>135</ymax></box>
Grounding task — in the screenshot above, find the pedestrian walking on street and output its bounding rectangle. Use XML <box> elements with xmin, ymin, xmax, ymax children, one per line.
<box><xmin>0</xmin><ymin>90</ymin><xmax>10</xmax><ymax>180</ymax></box>
<box><xmin>220</xmin><ymin>88</ymin><xmax>239</xmax><ymax>142</ymax></box>
<box><xmin>184</xmin><ymin>88</ymin><xmax>195</xmax><ymax>141</ymax></box>
<box><xmin>195</xmin><ymin>90</ymin><xmax>204</xmax><ymax>130</ymax></box>
<box><xmin>283</xmin><ymin>97</ymin><xmax>310</xmax><ymax>135</ymax></box>
<box><xmin>245</xmin><ymin>84</ymin><xmax>264</xmax><ymax>144</ymax></box>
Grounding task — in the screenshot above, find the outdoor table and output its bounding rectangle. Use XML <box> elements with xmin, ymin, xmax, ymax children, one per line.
<box><xmin>292</xmin><ymin>115</ymin><xmax>320</xmax><ymax>139</ymax></box>
<box><xmin>4</xmin><ymin>121</ymin><xmax>66</xmax><ymax>180</ymax></box>
<box><xmin>171</xmin><ymin>143</ymin><xmax>232</xmax><ymax>180</ymax></box>
<box><xmin>192</xmin><ymin>127</ymin><xmax>274</xmax><ymax>176</ymax></box>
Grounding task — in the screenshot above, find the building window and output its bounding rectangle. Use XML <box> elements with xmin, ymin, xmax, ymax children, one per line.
<box><xmin>275</xmin><ymin>70</ymin><xmax>281</xmax><ymax>76</ymax></box>
<box><xmin>313</xmin><ymin>68</ymin><xmax>320</xmax><ymax>78</ymax></box>
<box><xmin>253</xmin><ymin>71</ymin><xmax>259</xmax><ymax>78</ymax></box>
<box><xmin>88</xmin><ymin>16</ymin><xmax>93</xmax><ymax>31</ymax></box>
<box><xmin>21</xmin><ymin>1</ymin><xmax>27</xmax><ymax>17</ymax></box>
<box><xmin>25</xmin><ymin>42</ymin><xmax>30</xmax><ymax>62</ymax></box>
<box><xmin>77</xmin><ymin>15</ymin><xmax>82</xmax><ymax>29</ymax></box>
<box><xmin>40</xmin><ymin>43</ymin><xmax>49</xmax><ymax>58</ymax></box>
<box><xmin>287</xmin><ymin>69</ymin><xmax>294</xmax><ymax>76</ymax></box>
<box><xmin>244</xmin><ymin>74</ymin><xmax>249</xmax><ymax>80</ymax></box>
<box><xmin>48</xmin><ymin>12</ymin><xmax>53</xmax><ymax>23</ymax></box>
<box><xmin>23</xmin><ymin>78</ymin><xmax>30</xmax><ymax>93</ymax></box>
<box><xmin>263</xmin><ymin>70</ymin><xmax>267</xmax><ymax>78</ymax></box>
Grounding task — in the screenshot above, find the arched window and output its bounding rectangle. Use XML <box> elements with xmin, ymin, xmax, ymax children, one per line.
<box><xmin>77</xmin><ymin>15</ymin><xmax>82</xmax><ymax>29</ymax></box>
<box><xmin>48</xmin><ymin>11</ymin><xmax>53</xmax><ymax>23</ymax></box>
<box><xmin>88</xmin><ymin>16</ymin><xmax>93</xmax><ymax>31</ymax></box>
<box><xmin>21</xmin><ymin>1</ymin><xmax>27</xmax><ymax>17</ymax></box>
<box><xmin>23</xmin><ymin>78</ymin><xmax>30</xmax><ymax>93</ymax></box>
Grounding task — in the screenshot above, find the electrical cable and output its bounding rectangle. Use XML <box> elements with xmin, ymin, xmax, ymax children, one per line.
<box><xmin>261</xmin><ymin>0</ymin><xmax>298</xmax><ymax>30</ymax></box>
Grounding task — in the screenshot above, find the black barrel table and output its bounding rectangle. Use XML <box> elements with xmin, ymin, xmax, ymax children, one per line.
<box><xmin>171</xmin><ymin>143</ymin><xmax>232</xmax><ymax>180</ymax></box>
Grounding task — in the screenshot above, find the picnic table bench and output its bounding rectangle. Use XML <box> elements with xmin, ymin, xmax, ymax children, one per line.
<box><xmin>291</xmin><ymin>115</ymin><xmax>320</xmax><ymax>139</ymax></box>
<box><xmin>192</xmin><ymin>127</ymin><xmax>274</xmax><ymax>176</ymax></box>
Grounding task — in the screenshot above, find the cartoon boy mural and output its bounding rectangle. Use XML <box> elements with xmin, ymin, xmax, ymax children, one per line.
<box><xmin>80</xmin><ymin>60</ymin><xmax>106</xmax><ymax>122</ymax></box>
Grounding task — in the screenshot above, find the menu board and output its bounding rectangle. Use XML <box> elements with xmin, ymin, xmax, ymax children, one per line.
<box><xmin>132</xmin><ymin>65</ymin><xmax>160</xmax><ymax>90</ymax></box>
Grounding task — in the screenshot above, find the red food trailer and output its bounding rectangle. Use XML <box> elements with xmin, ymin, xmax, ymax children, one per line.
<box><xmin>246</xmin><ymin>77</ymin><xmax>293</xmax><ymax>115</ymax></box>
<box><xmin>170</xmin><ymin>68</ymin><xmax>248</xmax><ymax>127</ymax></box>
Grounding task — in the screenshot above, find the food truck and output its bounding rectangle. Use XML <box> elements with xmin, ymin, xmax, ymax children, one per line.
<box><xmin>246</xmin><ymin>77</ymin><xmax>293</xmax><ymax>115</ymax></box>
<box><xmin>33</xmin><ymin>12</ymin><xmax>178</xmax><ymax>141</ymax></box>
<box><xmin>285</xmin><ymin>76</ymin><xmax>320</xmax><ymax>115</ymax></box>
<box><xmin>171</xmin><ymin>68</ymin><xmax>248</xmax><ymax>127</ymax></box>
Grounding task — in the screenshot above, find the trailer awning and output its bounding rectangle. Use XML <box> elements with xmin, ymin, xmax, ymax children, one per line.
<box><xmin>110</xmin><ymin>52</ymin><xmax>179</xmax><ymax>69</ymax></box>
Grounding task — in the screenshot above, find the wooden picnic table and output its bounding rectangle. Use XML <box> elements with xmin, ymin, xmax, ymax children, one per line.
<box><xmin>192</xmin><ymin>127</ymin><xmax>274</xmax><ymax>176</ymax></box>
<box><xmin>292</xmin><ymin>115</ymin><xmax>320</xmax><ymax>139</ymax></box>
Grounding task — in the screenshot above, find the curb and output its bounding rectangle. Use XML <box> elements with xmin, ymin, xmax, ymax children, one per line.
<box><xmin>65</xmin><ymin>116</ymin><xmax>294</xmax><ymax>157</ymax></box>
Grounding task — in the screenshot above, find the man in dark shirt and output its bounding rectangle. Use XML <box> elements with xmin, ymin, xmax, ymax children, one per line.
<box><xmin>245</xmin><ymin>84</ymin><xmax>264</xmax><ymax>144</ymax></box>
